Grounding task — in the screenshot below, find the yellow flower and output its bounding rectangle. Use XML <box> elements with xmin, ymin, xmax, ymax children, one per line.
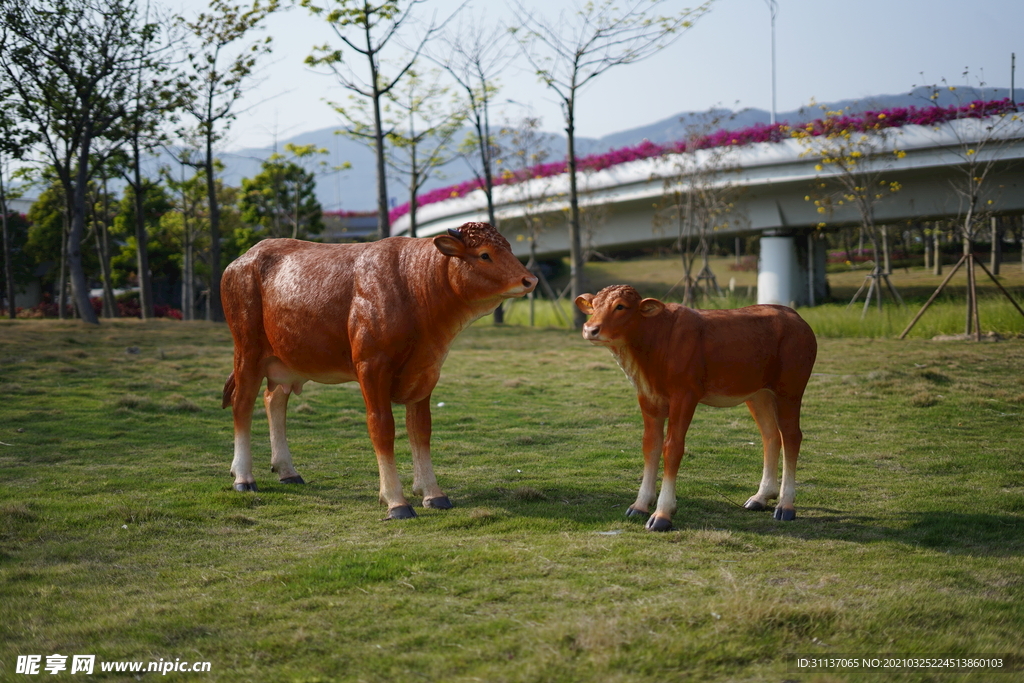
<box><xmin>815</xmin><ymin>164</ymin><xmax>823</xmax><ymax>172</ymax></box>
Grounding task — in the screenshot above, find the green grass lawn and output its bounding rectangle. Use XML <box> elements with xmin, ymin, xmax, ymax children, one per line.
<box><xmin>1</xmin><ymin>319</ymin><xmax>1023</xmax><ymax>682</ymax></box>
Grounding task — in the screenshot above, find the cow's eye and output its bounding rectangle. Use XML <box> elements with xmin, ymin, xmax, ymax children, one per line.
<box><xmin>480</xmin><ymin>252</ymin><xmax>491</xmax><ymax>261</ymax></box>
<box><xmin>615</xmin><ymin>304</ymin><xmax>625</xmax><ymax>310</ymax></box>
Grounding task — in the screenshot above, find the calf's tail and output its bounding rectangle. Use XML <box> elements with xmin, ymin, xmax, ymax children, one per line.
<box><xmin>222</xmin><ymin>371</ymin><xmax>236</xmax><ymax>409</ymax></box>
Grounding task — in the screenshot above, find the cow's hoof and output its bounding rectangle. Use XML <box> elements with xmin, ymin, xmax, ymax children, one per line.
<box><xmin>626</xmin><ymin>506</ymin><xmax>650</xmax><ymax>519</ymax></box>
<box><xmin>645</xmin><ymin>515</ymin><xmax>673</xmax><ymax>532</ymax></box>
<box><xmin>384</xmin><ymin>505</ymin><xmax>418</xmax><ymax>520</ymax></box>
<box><xmin>773</xmin><ymin>507</ymin><xmax>796</xmax><ymax>521</ymax></box>
<box><xmin>279</xmin><ymin>475</ymin><xmax>305</xmax><ymax>485</ymax></box>
<box><xmin>424</xmin><ymin>495</ymin><xmax>452</xmax><ymax>509</ymax></box>
<box><xmin>233</xmin><ymin>482</ymin><xmax>258</xmax><ymax>492</ymax></box>
<box><xmin>743</xmin><ymin>498</ymin><xmax>767</xmax><ymax>511</ymax></box>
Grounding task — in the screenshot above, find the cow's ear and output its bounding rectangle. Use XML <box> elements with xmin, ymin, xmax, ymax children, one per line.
<box><xmin>575</xmin><ymin>293</ymin><xmax>595</xmax><ymax>314</ymax></box>
<box><xmin>433</xmin><ymin>234</ymin><xmax>466</xmax><ymax>257</ymax></box>
<box><xmin>638</xmin><ymin>298</ymin><xmax>665</xmax><ymax>317</ymax></box>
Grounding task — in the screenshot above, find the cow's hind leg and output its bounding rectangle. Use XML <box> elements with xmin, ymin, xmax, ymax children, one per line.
<box><xmin>407</xmin><ymin>396</ymin><xmax>451</xmax><ymax>509</ymax></box>
<box><xmin>229</xmin><ymin>362</ymin><xmax>264</xmax><ymax>492</ymax></box>
<box><xmin>744</xmin><ymin>389</ymin><xmax>782</xmax><ymax>512</ymax></box>
<box><xmin>265</xmin><ymin>384</ymin><xmax>304</xmax><ymax>484</ymax></box>
<box><xmin>773</xmin><ymin>396</ymin><xmax>803</xmax><ymax>521</ymax></box>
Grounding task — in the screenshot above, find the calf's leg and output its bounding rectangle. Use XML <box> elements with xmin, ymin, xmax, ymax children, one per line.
<box><xmin>646</xmin><ymin>397</ymin><xmax>697</xmax><ymax>532</ymax></box>
<box><xmin>627</xmin><ymin>410</ymin><xmax>664</xmax><ymax>518</ymax></box>
<box><xmin>773</xmin><ymin>396</ymin><xmax>803</xmax><ymax>521</ymax></box>
<box><xmin>407</xmin><ymin>396</ymin><xmax>451</xmax><ymax>509</ymax></box>
<box><xmin>744</xmin><ymin>389</ymin><xmax>782</xmax><ymax>512</ymax></box>
<box><xmin>264</xmin><ymin>385</ymin><xmax>304</xmax><ymax>484</ymax></box>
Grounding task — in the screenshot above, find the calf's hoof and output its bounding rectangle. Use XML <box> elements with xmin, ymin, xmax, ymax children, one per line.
<box><xmin>645</xmin><ymin>515</ymin><xmax>673</xmax><ymax>532</ymax></box>
<box><xmin>743</xmin><ymin>498</ymin><xmax>767</xmax><ymax>512</ymax></box>
<box><xmin>279</xmin><ymin>475</ymin><xmax>305</xmax><ymax>485</ymax></box>
<box><xmin>773</xmin><ymin>507</ymin><xmax>796</xmax><ymax>521</ymax></box>
<box><xmin>384</xmin><ymin>505</ymin><xmax>418</xmax><ymax>521</ymax></box>
<box><xmin>625</xmin><ymin>506</ymin><xmax>650</xmax><ymax>519</ymax></box>
<box><xmin>424</xmin><ymin>495</ymin><xmax>453</xmax><ymax>509</ymax></box>
<box><xmin>233</xmin><ymin>482</ymin><xmax>258</xmax><ymax>492</ymax></box>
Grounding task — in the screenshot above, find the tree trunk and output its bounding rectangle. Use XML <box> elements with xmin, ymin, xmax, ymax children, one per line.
<box><xmin>204</xmin><ymin>133</ymin><xmax>224</xmax><ymax>322</ymax></box>
<box><xmin>933</xmin><ymin>226</ymin><xmax>942</xmax><ymax>276</ymax></box>
<box><xmin>132</xmin><ymin>138</ymin><xmax>154</xmax><ymax>319</ymax></box>
<box><xmin>69</xmin><ymin>133</ymin><xmax>99</xmax><ymax>325</ymax></box>
<box><xmin>565</xmin><ymin>95</ymin><xmax>584</xmax><ymax>329</ymax></box>
<box><xmin>991</xmin><ymin>216</ymin><xmax>1002</xmax><ymax>276</ymax></box>
<box><xmin>1</xmin><ymin>164</ymin><xmax>15</xmax><ymax>319</ymax></box>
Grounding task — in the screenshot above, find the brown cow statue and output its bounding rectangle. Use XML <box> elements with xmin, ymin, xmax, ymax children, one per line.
<box><xmin>221</xmin><ymin>222</ymin><xmax>538</xmax><ymax>519</ymax></box>
<box><xmin>575</xmin><ymin>285</ymin><xmax>817</xmax><ymax>531</ymax></box>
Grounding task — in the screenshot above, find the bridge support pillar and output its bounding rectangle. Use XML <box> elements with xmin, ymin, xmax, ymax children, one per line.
<box><xmin>757</xmin><ymin>232</ymin><xmax>827</xmax><ymax>307</ymax></box>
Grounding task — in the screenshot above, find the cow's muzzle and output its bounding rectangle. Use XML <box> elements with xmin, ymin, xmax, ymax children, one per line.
<box><xmin>582</xmin><ymin>323</ymin><xmax>601</xmax><ymax>341</ymax></box>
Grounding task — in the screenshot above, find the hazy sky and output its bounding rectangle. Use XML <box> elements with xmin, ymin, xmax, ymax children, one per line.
<box><xmin>172</xmin><ymin>0</ymin><xmax>1024</xmax><ymax>152</ymax></box>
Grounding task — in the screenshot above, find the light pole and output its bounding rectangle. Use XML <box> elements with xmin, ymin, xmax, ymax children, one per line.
<box><xmin>764</xmin><ymin>0</ymin><xmax>778</xmax><ymax>126</ymax></box>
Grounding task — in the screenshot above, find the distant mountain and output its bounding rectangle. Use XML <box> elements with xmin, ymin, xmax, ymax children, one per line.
<box><xmin>214</xmin><ymin>86</ymin><xmax>1024</xmax><ymax>213</ymax></box>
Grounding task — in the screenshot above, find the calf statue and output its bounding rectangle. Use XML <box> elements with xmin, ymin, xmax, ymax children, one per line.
<box><xmin>576</xmin><ymin>285</ymin><xmax>817</xmax><ymax>531</ymax></box>
<box><xmin>221</xmin><ymin>222</ymin><xmax>537</xmax><ymax>519</ymax></box>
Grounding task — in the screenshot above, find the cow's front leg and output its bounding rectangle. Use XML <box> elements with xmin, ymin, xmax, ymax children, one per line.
<box><xmin>627</xmin><ymin>408</ymin><xmax>664</xmax><ymax>519</ymax></box>
<box><xmin>407</xmin><ymin>396</ymin><xmax>451</xmax><ymax>509</ymax></box>
<box><xmin>647</xmin><ymin>395</ymin><xmax>697</xmax><ymax>532</ymax></box>
<box><xmin>358</xmin><ymin>365</ymin><xmax>415</xmax><ymax>520</ymax></box>
<box><xmin>264</xmin><ymin>384</ymin><xmax>304</xmax><ymax>484</ymax></box>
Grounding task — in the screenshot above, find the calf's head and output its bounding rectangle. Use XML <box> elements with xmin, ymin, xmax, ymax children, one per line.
<box><xmin>575</xmin><ymin>285</ymin><xmax>665</xmax><ymax>345</ymax></box>
<box><xmin>433</xmin><ymin>222</ymin><xmax>537</xmax><ymax>304</ymax></box>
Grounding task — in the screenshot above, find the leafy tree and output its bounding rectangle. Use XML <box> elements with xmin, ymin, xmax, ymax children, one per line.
<box><xmin>177</xmin><ymin>0</ymin><xmax>277</xmax><ymax>322</ymax></box>
<box><xmin>238</xmin><ymin>143</ymin><xmax>326</xmax><ymax>250</ymax></box>
<box><xmin>111</xmin><ymin>181</ymin><xmax>176</xmax><ymax>293</ymax></box>
<box><xmin>793</xmin><ymin>106</ymin><xmax>905</xmax><ymax>314</ymax></box>
<box><xmin>510</xmin><ymin>0</ymin><xmax>712</xmax><ymax>327</ymax></box>
<box><xmin>302</xmin><ymin>0</ymin><xmax>455</xmax><ymax>239</ymax></box>
<box><xmin>0</xmin><ymin>0</ymin><xmax>160</xmax><ymax>324</ymax></box>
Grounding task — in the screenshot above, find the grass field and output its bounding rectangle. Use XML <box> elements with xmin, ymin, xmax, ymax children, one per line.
<box><xmin>1</xmin><ymin>314</ymin><xmax>1023</xmax><ymax>682</ymax></box>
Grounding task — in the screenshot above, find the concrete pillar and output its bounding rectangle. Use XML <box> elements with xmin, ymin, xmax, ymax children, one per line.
<box><xmin>758</xmin><ymin>235</ymin><xmax>798</xmax><ymax>305</ymax></box>
<box><xmin>758</xmin><ymin>232</ymin><xmax>827</xmax><ymax>307</ymax></box>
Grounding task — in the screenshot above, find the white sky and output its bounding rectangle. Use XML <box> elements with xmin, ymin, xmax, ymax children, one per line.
<box><xmin>172</xmin><ymin>0</ymin><xmax>1024</xmax><ymax>152</ymax></box>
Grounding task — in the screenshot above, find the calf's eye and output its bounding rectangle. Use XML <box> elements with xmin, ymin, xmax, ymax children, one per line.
<box><xmin>480</xmin><ymin>253</ymin><xmax>491</xmax><ymax>261</ymax></box>
<box><xmin>615</xmin><ymin>304</ymin><xmax>625</xmax><ymax>310</ymax></box>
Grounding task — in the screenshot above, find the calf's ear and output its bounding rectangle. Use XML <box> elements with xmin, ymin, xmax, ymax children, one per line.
<box><xmin>433</xmin><ymin>234</ymin><xmax>466</xmax><ymax>257</ymax></box>
<box><xmin>574</xmin><ymin>294</ymin><xmax>595</xmax><ymax>314</ymax></box>
<box><xmin>638</xmin><ymin>298</ymin><xmax>665</xmax><ymax>317</ymax></box>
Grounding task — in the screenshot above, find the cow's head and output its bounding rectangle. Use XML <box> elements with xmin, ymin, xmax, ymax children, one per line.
<box><xmin>433</xmin><ymin>223</ymin><xmax>538</xmax><ymax>304</ymax></box>
<box><xmin>575</xmin><ymin>285</ymin><xmax>665</xmax><ymax>344</ymax></box>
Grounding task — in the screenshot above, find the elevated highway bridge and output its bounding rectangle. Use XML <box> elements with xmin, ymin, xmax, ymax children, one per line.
<box><xmin>392</xmin><ymin>117</ymin><xmax>1024</xmax><ymax>306</ymax></box>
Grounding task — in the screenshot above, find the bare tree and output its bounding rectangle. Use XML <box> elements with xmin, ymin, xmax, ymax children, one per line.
<box><xmin>899</xmin><ymin>87</ymin><xmax>1024</xmax><ymax>339</ymax></box>
<box><xmin>384</xmin><ymin>68</ymin><xmax>465</xmax><ymax>237</ymax></box>
<box><xmin>177</xmin><ymin>0</ymin><xmax>277</xmax><ymax>323</ymax></box>
<box><xmin>431</xmin><ymin>9</ymin><xmax>515</xmax><ymax>231</ymax></box>
<box><xmin>302</xmin><ymin>0</ymin><xmax>457</xmax><ymax>240</ymax></box>
<box><xmin>656</xmin><ymin>116</ymin><xmax>742</xmax><ymax>306</ymax></box>
<box><xmin>500</xmin><ymin>115</ymin><xmax>566</xmax><ymax>326</ymax></box>
<box><xmin>510</xmin><ymin>0</ymin><xmax>713</xmax><ymax>327</ymax></box>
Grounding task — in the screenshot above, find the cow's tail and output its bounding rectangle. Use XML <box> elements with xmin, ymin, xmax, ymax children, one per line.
<box><xmin>222</xmin><ymin>371</ymin><xmax>236</xmax><ymax>409</ymax></box>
